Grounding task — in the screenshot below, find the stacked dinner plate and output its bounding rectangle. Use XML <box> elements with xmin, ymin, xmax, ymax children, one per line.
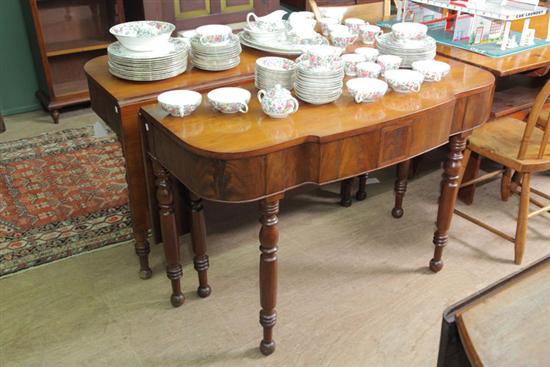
<box><xmin>255</xmin><ymin>57</ymin><xmax>296</xmax><ymax>91</ymax></box>
<box><xmin>294</xmin><ymin>50</ymin><xmax>345</xmax><ymax>105</ymax></box>
<box><xmin>376</xmin><ymin>33</ymin><xmax>436</xmax><ymax>68</ymax></box>
<box><xmin>107</xmin><ymin>38</ymin><xmax>188</xmax><ymax>81</ymax></box>
<box><xmin>191</xmin><ymin>34</ymin><xmax>242</xmax><ymax>71</ymax></box>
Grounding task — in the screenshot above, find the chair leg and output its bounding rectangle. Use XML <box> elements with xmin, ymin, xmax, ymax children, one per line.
<box><xmin>514</xmin><ymin>173</ymin><xmax>531</xmax><ymax>265</ymax></box>
<box><xmin>500</xmin><ymin>168</ymin><xmax>513</xmax><ymax>201</ymax></box>
<box><xmin>458</xmin><ymin>151</ymin><xmax>481</xmax><ymax>205</ymax></box>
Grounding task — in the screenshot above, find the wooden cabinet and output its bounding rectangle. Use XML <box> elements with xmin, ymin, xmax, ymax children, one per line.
<box><xmin>27</xmin><ymin>0</ymin><xmax>125</xmax><ymax>123</ymax></box>
<box><xmin>134</xmin><ymin>0</ymin><xmax>280</xmax><ymax>30</ymax></box>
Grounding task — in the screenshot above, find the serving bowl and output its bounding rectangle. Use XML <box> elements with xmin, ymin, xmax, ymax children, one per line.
<box><xmin>391</xmin><ymin>22</ymin><xmax>428</xmax><ymax>41</ymax></box>
<box><xmin>346</xmin><ymin>78</ymin><xmax>388</xmax><ymax>103</ymax></box>
<box><xmin>158</xmin><ymin>90</ymin><xmax>202</xmax><ymax>117</ymax></box>
<box><xmin>411</xmin><ymin>60</ymin><xmax>450</xmax><ymax>82</ymax></box>
<box><xmin>110</xmin><ymin>21</ymin><xmax>175</xmax><ymax>52</ymax></box>
<box><xmin>384</xmin><ymin>69</ymin><xmax>424</xmax><ymax>93</ymax></box>
<box><xmin>208</xmin><ymin>87</ymin><xmax>251</xmax><ymax>114</ymax></box>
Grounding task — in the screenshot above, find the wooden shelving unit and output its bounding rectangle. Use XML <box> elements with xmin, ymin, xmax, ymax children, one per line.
<box><xmin>28</xmin><ymin>0</ymin><xmax>125</xmax><ymax>123</ymax></box>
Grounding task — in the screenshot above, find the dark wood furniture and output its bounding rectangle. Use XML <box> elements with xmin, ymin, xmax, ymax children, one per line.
<box><xmin>140</xmin><ymin>57</ymin><xmax>495</xmax><ymax>355</ymax></box>
<box><xmin>27</xmin><ymin>0</ymin><xmax>125</xmax><ymax>123</ymax></box>
<box><xmin>437</xmin><ymin>254</ymin><xmax>549</xmax><ymax>367</ymax></box>
<box><xmin>0</xmin><ymin>115</ymin><xmax>5</xmax><ymax>133</ymax></box>
<box><xmin>84</xmin><ymin>50</ymin><xmax>263</xmax><ymax>279</ymax></box>
<box><xmin>455</xmin><ymin>79</ymin><xmax>550</xmax><ymax>265</ymax></box>
<box><xmin>282</xmin><ymin>0</ymin><xmax>378</xmax><ymax>11</ymax></box>
<box><xmin>130</xmin><ymin>0</ymin><xmax>280</xmax><ymax>30</ymax></box>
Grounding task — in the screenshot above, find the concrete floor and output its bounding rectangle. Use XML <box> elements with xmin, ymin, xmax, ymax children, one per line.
<box><xmin>0</xmin><ymin>110</ymin><xmax>549</xmax><ymax>366</ymax></box>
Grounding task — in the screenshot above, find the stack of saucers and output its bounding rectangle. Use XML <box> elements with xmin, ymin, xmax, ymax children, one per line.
<box><xmin>255</xmin><ymin>57</ymin><xmax>296</xmax><ymax>91</ymax></box>
<box><xmin>191</xmin><ymin>34</ymin><xmax>242</xmax><ymax>71</ymax></box>
<box><xmin>376</xmin><ymin>22</ymin><xmax>436</xmax><ymax>68</ymax></box>
<box><xmin>107</xmin><ymin>38</ymin><xmax>188</xmax><ymax>81</ymax></box>
<box><xmin>294</xmin><ymin>46</ymin><xmax>345</xmax><ymax>105</ymax></box>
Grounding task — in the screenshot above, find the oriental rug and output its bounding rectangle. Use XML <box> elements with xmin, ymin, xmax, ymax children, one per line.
<box><xmin>0</xmin><ymin>127</ymin><xmax>132</xmax><ymax>277</ymax></box>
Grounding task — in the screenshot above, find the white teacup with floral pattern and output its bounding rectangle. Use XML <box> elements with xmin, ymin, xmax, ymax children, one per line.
<box><xmin>196</xmin><ymin>24</ymin><xmax>233</xmax><ymax>45</ymax></box>
<box><xmin>319</xmin><ymin>17</ymin><xmax>340</xmax><ymax>36</ymax></box>
<box><xmin>331</xmin><ymin>31</ymin><xmax>357</xmax><ymax>48</ymax></box>
<box><xmin>346</xmin><ymin>77</ymin><xmax>388</xmax><ymax>103</ymax></box>
<box><xmin>377</xmin><ymin>55</ymin><xmax>402</xmax><ymax>76</ymax></box>
<box><xmin>158</xmin><ymin>90</ymin><xmax>202</xmax><ymax>117</ymax></box>
<box><xmin>257</xmin><ymin>84</ymin><xmax>299</xmax><ymax>119</ymax></box>
<box><xmin>391</xmin><ymin>22</ymin><xmax>428</xmax><ymax>41</ymax></box>
<box><xmin>354</xmin><ymin>47</ymin><xmax>379</xmax><ymax>62</ymax></box>
<box><xmin>344</xmin><ymin>18</ymin><xmax>366</xmax><ymax>35</ymax></box>
<box><xmin>341</xmin><ymin>53</ymin><xmax>366</xmax><ymax>76</ymax></box>
<box><xmin>384</xmin><ymin>69</ymin><xmax>424</xmax><ymax>93</ymax></box>
<box><xmin>411</xmin><ymin>60</ymin><xmax>450</xmax><ymax>82</ymax></box>
<box><xmin>360</xmin><ymin>24</ymin><xmax>383</xmax><ymax>45</ymax></box>
<box><xmin>328</xmin><ymin>24</ymin><xmax>349</xmax><ymax>34</ymax></box>
<box><xmin>299</xmin><ymin>45</ymin><xmax>344</xmax><ymax>70</ymax></box>
<box><xmin>356</xmin><ymin>62</ymin><xmax>382</xmax><ymax>78</ymax></box>
<box><xmin>208</xmin><ymin>87</ymin><xmax>251</xmax><ymax>114</ymax></box>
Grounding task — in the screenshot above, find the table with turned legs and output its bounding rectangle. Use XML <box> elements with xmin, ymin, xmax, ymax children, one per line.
<box><xmin>140</xmin><ymin>56</ymin><xmax>494</xmax><ymax>355</ymax></box>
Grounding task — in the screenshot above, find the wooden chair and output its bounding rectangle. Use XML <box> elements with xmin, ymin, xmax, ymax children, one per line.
<box><xmin>455</xmin><ymin>79</ymin><xmax>550</xmax><ymax>265</ymax></box>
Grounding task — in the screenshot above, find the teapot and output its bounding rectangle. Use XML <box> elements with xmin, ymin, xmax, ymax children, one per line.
<box><xmin>247</xmin><ymin>10</ymin><xmax>287</xmax><ymax>31</ymax></box>
<box><xmin>257</xmin><ymin>84</ymin><xmax>299</xmax><ymax>119</ymax></box>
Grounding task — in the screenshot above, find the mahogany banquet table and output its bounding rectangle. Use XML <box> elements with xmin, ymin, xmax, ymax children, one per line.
<box><xmin>84</xmin><ymin>50</ymin><xmax>263</xmax><ymax>279</ymax></box>
<box><xmin>139</xmin><ymin>56</ymin><xmax>495</xmax><ymax>355</ymax></box>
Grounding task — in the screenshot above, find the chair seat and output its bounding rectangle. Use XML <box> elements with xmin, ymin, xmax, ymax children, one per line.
<box><xmin>538</xmin><ymin>106</ymin><xmax>549</xmax><ymax>128</ymax></box>
<box><xmin>468</xmin><ymin>117</ymin><xmax>550</xmax><ymax>173</ymax></box>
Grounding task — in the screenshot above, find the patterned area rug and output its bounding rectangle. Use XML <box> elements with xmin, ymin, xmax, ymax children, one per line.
<box><xmin>0</xmin><ymin>127</ymin><xmax>133</xmax><ymax>277</ymax></box>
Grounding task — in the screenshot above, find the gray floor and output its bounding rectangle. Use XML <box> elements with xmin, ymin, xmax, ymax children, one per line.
<box><xmin>1</xmin><ymin>110</ymin><xmax>549</xmax><ymax>366</ymax></box>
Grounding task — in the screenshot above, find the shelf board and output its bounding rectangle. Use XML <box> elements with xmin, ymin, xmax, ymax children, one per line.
<box><xmin>46</xmin><ymin>39</ymin><xmax>112</xmax><ymax>57</ymax></box>
<box><xmin>52</xmin><ymin>78</ymin><xmax>89</xmax><ymax>98</ymax></box>
<box><xmin>492</xmin><ymin>85</ymin><xmax>540</xmax><ymax>118</ymax></box>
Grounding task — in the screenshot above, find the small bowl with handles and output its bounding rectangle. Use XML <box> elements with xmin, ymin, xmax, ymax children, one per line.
<box><xmin>411</xmin><ymin>60</ymin><xmax>450</xmax><ymax>82</ymax></box>
<box><xmin>208</xmin><ymin>87</ymin><xmax>251</xmax><ymax>114</ymax></box>
<box><xmin>384</xmin><ymin>69</ymin><xmax>424</xmax><ymax>93</ymax></box>
<box><xmin>158</xmin><ymin>90</ymin><xmax>202</xmax><ymax>117</ymax></box>
<box><xmin>346</xmin><ymin>77</ymin><xmax>388</xmax><ymax>103</ymax></box>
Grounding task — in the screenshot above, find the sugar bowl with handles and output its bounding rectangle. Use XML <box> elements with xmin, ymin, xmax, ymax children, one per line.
<box><xmin>257</xmin><ymin>84</ymin><xmax>299</xmax><ymax>119</ymax></box>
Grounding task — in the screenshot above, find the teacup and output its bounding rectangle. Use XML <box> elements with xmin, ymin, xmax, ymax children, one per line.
<box><xmin>331</xmin><ymin>31</ymin><xmax>357</xmax><ymax>48</ymax></box>
<box><xmin>377</xmin><ymin>55</ymin><xmax>402</xmax><ymax>75</ymax></box>
<box><xmin>196</xmin><ymin>24</ymin><xmax>232</xmax><ymax>45</ymax></box>
<box><xmin>344</xmin><ymin>18</ymin><xmax>366</xmax><ymax>35</ymax></box>
<box><xmin>346</xmin><ymin>78</ymin><xmax>388</xmax><ymax>103</ymax></box>
<box><xmin>360</xmin><ymin>24</ymin><xmax>383</xmax><ymax>45</ymax></box>
<box><xmin>288</xmin><ymin>11</ymin><xmax>314</xmax><ymax>23</ymax></box>
<box><xmin>299</xmin><ymin>45</ymin><xmax>344</xmax><ymax>70</ymax></box>
<box><xmin>354</xmin><ymin>47</ymin><xmax>379</xmax><ymax>62</ymax></box>
<box><xmin>207</xmin><ymin>87</ymin><xmax>251</xmax><ymax>114</ymax></box>
<box><xmin>384</xmin><ymin>69</ymin><xmax>424</xmax><ymax>93</ymax></box>
<box><xmin>356</xmin><ymin>62</ymin><xmax>382</xmax><ymax>78</ymax></box>
<box><xmin>158</xmin><ymin>90</ymin><xmax>202</xmax><ymax>117</ymax></box>
<box><xmin>411</xmin><ymin>60</ymin><xmax>450</xmax><ymax>82</ymax></box>
<box><xmin>341</xmin><ymin>54</ymin><xmax>366</xmax><ymax>76</ymax></box>
<box><xmin>328</xmin><ymin>24</ymin><xmax>349</xmax><ymax>34</ymax></box>
<box><xmin>391</xmin><ymin>22</ymin><xmax>428</xmax><ymax>41</ymax></box>
<box><xmin>247</xmin><ymin>11</ymin><xmax>286</xmax><ymax>32</ymax></box>
<box><xmin>319</xmin><ymin>17</ymin><xmax>340</xmax><ymax>36</ymax></box>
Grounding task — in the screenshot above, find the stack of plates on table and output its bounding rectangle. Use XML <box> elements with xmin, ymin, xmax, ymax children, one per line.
<box><xmin>255</xmin><ymin>57</ymin><xmax>296</xmax><ymax>91</ymax></box>
<box><xmin>107</xmin><ymin>38</ymin><xmax>188</xmax><ymax>81</ymax></box>
<box><xmin>294</xmin><ymin>58</ymin><xmax>345</xmax><ymax>105</ymax></box>
<box><xmin>376</xmin><ymin>32</ymin><xmax>436</xmax><ymax>68</ymax></box>
<box><xmin>243</xmin><ymin>21</ymin><xmax>289</xmax><ymax>44</ymax></box>
<box><xmin>191</xmin><ymin>34</ymin><xmax>242</xmax><ymax>71</ymax></box>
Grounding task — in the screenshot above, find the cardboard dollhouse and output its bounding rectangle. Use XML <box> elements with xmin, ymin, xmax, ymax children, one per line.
<box><xmin>394</xmin><ymin>0</ymin><xmax>548</xmax><ymax>51</ymax></box>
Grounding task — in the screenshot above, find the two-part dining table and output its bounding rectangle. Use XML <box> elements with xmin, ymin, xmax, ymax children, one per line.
<box><xmin>138</xmin><ymin>55</ymin><xmax>495</xmax><ymax>355</ymax></box>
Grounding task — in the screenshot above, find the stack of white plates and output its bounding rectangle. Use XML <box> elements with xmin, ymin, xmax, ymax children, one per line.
<box><xmin>376</xmin><ymin>33</ymin><xmax>436</xmax><ymax>68</ymax></box>
<box><xmin>295</xmin><ymin>60</ymin><xmax>345</xmax><ymax>105</ymax></box>
<box><xmin>108</xmin><ymin>38</ymin><xmax>188</xmax><ymax>81</ymax></box>
<box><xmin>255</xmin><ymin>57</ymin><xmax>296</xmax><ymax>91</ymax></box>
<box><xmin>243</xmin><ymin>22</ymin><xmax>288</xmax><ymax>44</ymax></box>
<box><xmin>191</xmin><ymin>34</ymin><xmax>242</xmax><ymax>71</ymax></box>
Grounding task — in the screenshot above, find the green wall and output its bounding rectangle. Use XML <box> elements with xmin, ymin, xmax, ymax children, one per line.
<box><xmin>0</xmin><ymin>0</ymin><xmax>41</xmax><ymax>116</ymax></box>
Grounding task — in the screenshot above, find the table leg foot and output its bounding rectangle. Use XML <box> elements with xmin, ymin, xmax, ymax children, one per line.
<box><xmin>355</xmin><ymin>173</ymin><xmax>368</xmax><ymax>201</ymax></box>
<box><xmin>259</xmin><ymin>198</ymin><xmax>279</xmax><ymax>356</ymax></box>
<box><xmin>392</xmin><ymin>160</ymin><xmax>411</xmax><ymax>219</ymax></box>
<box><xmin>340</xmin><ymin>178</ymin><xmax>353</xmax><ymax>207</ymax></box>
<box><xmin>189</xmin><ymin>193</ymin><xmax>211</xmax><ymax>298</ymax></box>
<box><xmin>153</xmin><ymin>160</ymin><xmax>185</xmax><ymax>307</ymax></box>
<box><xmin>135</xmin><ymin>235</ymin><xmax>152</xmax><ymax>279</ymax></box>
<box><xmin>430</xmin><ymin>135</ymin><xmax>467</xmax><ymax>273</ymax></box>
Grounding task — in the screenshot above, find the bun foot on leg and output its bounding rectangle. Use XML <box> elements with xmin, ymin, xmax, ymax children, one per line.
<box><xmin>197</xmin><ymin>285</ymin><xmax>211</xmax><ymax>298</ymax></box>
<box><xmin>391</xmin><ymin>207</ymin><xmax>404</xmax><ymax>218</ymax></box>
<box><xmin>260</xmin><ymin>340</ymin><xmax>276</xmax><ymax>356</ymax></box>
<box><xmin>139</xmin><ymin>268</ymin><xmax>153</xmax><ymax>280</ymax></box>
<box><xmin>170</xmin><ymin>293</ymin><xmax>185</xmax><ymax>307</ymax></box>
<box><xmin>429</xmin><ymin>259</ymin><xmax>443</xmax><ymax>273</ymax></box>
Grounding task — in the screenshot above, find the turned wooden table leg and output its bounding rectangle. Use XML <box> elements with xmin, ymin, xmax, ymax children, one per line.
<box><xmin>189</xmin><ymin>192</ymin><xmax>211</xmax><ymax>298</ymax></box>
<box><xmin>430</xmin><ymin>135</ymin><xmax>467</xmax><ymax>273</ymax></box>
<box><xmin>392</xmin><ymin>160</ymin><xmax>411</xmax><ymax>218</ymax></box>
<box><xmin>356</xmin><ymin>173</ymin><xmax>368</xmax><ymax>201</ymax></box>
<box><xmin>153</xmin><ymin>160</ymin><xmax>185</xmax><ymax>307</ymax></box>
<box><xmin>259</xmin><ymin>197</ymin><xmax>280</xmax><ymax>356</ymax></box>
<box><xmin>340</xmin><ymin>178</ymin><xmax>353</xmax><ymax>207</ymax></box>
